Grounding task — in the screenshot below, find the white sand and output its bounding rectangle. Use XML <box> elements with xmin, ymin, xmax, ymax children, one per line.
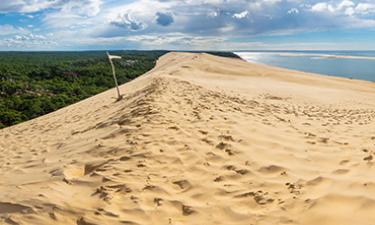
<box><xmin>1</xmin><ymin>52</ymin><xmax>375</xmax><ymax>225</ymax></box>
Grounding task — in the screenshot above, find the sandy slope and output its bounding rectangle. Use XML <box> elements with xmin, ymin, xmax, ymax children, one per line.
<box><xmin>1</xmin><ymin>52</ymin><xmax>375</xmax><ymax>225</ymax></box>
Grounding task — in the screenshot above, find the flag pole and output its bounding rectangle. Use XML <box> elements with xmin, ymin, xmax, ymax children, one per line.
<box><xmin>106</xmin><ymin>51</ymin><xmax>122</xmax><ymax>101</ymax></box>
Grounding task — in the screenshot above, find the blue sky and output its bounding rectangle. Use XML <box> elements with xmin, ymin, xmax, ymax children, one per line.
<box><xmin>0</xmin><ymin>0</ymin><xmax>375</xmax><ymax>51</ymax></box>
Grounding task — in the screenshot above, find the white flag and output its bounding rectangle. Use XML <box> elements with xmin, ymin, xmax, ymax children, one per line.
<box><xmin>108</xmin><ymin>54</ymin><xmax>122</xmax><ymax>60</ymax></box>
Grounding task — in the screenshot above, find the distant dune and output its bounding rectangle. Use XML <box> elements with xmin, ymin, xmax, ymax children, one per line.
<box><xmin>1</xmin><ymin>52</ymin><xmax>375</xmax><ymax>225</ymax></box>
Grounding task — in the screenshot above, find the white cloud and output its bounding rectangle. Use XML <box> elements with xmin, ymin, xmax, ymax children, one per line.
<box><xmin>0</xmin><ymin>25</ymin><xmax>27</xmax><ymax>36</ymax></box>
<box><xmin>233</xmin><ymin>10</ymin><xmax>249</xmax><ymax>19</ymax></box>
<box><xmin>311</xmin><ymin>2</ymin><xmax>335</xmax><ymax>13</ymax></box>
<box><xmin>60</xmin><ymin>0</ymin><xmax>101</xmax><ymax>17</ymax></box>
<box><xmin>355</xmin><ymin>3</ymin><xmax>375</xmax><ymax>15</ymax></box>
<box><xmin>125</xmin><ymin>33</ymin><xmax>226</xmax><ymax>50</ymax></box>
<box><xmin>337</xmin><ymin>0</ymin><xmax>355</xmax><ymax>9</ymax></box>
<box><xmin>345</xmin><ymin>7</ymin><xmax>355</xmax><ymax>16</ymax></box>
<box><xmin>311</xmin><ymin>1</ymin><xmax>375</xmax><ymax>16</ymax></box>
<box><xmin>1</xmin><ymin>33</ymin><xmax>57</xmax><ymax>48</ymax></box>
<box><xmin>0</xmin><ymin>0</ymin><xmax>102</xmax><ymax>14</ymax></box>
<box><xmin>18</xmin><ymin>0</ymin><xmax>60</xmax><ymax>13</ymax></box>
<box><xmin>287</xmin><ymin>8</ymin><xmax>299</xmax><ymax>14</ymax></box>
<box><xmin>41</xmin><ymin>0</ymin><xmax>102</xmax><ymax>29</ymax></box>
<box><xmin>111</xmin><ymin>13</ymin><xmax>147</xmax><ymax>31</ymax></box>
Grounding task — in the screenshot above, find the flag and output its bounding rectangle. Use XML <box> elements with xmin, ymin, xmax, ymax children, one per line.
<box><xmin>106</xmin><ymin>52</ymin><xmax>122</xmax><ymax>60</ymax></box>
<box><xmin>106</xmin><ymin>52</ymin><xmax>123</xmax><ymax>100</ymax></box>
<box><xmin>108</xmin><ymin>54</ymin><xmax>122</xmax><ymax>60</ymax></box>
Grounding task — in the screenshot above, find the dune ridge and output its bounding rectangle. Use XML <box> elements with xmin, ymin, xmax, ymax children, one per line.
<box><xmin>1</xmin><ymin>52</ymin><xmax>375</xmax><ymax>225</ymax></box>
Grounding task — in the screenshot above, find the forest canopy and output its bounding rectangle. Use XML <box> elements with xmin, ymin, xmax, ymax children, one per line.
<box><xmin>0</xmin><ymin>51</ymin><xmax>238</xmax><ymax>129</ymax></box>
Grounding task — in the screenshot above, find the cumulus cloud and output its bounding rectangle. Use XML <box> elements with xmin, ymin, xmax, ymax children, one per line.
<box><xmin>233</xmin><ymin>10</ymin><xmax>249</xmax><ymax>19</ymax></box>
<box><xmin>311</xmin><ymin>2</ymin><xmax>335</xmax><ymax>13</ymax></box>
<box><xmin>1</xmin><ymin>33</ymin><xmax>57</xmax><ymax>48</ymax></box>
<box><xmin>59</xmin><ymin>0</ymin><xmax>102</xmax><ymax>17</ymax></box>
<box><xmin>40</xmin><ymin>0</ymin><xmax>102</xmax><ymax>30</ymax></box>
<box><xmin>310</xmin><ymin>0</ymin><xmax>375</xmax><ymax>16</ymax></box>
<box><xmin>355</xmin><ymin>3</ymin><xmax>375</xmax><ymax>15</ymax></box>
<box><xmin>110</xmin><ymin>13</ymin><xmax>147</xmax><ymax>31</ymax></box>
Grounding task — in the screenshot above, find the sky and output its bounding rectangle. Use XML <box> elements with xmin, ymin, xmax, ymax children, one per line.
<box><xmin>0</xmin><ymin>0</ymin><xmax>375</xmax><ymax>51</ymax></box>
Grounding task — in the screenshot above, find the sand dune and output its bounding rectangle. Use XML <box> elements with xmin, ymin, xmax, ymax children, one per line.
<box><xmin>1</xmin><ymin>52</ymin><xmax>375</xmax><ymax>225</ymax></box>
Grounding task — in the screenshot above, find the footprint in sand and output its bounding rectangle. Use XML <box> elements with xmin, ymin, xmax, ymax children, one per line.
<box><xmin>154</xmin><ymin>198</ymin><xmax>163</xmax><ymax>206</ymax></box>
<box><xmin>173</xmin><ymin>180</ymin><xmax>192</xmax><ymax>190</ymax></box>
<box><xmin>182</xmin><ymin>205</ymin><xmax>195</xmax><ymax>216</ymax></box>
<box><xmin>285</xmin><ymin>182</ymin><xmax>303</xmax><ymax>195</ymax></box>
<box><xmin>216</xmin><ymin>142</ymin><xmax>235</xmax><ymax>156</ymax></box>
<box><xmin>363</xmin><ymin>155</ymin><xmax>373</xmax><ymax>162</ymax></box>
<box><xmin>76</xmin><ymin>217</ymin><xmax>97</xmax><ymax>225</ymax></box>
<box><xmin>332</xmin><ymin>169</ymin><xmax>349</xmax><ymax>175</ymax></box>
<box><xmin>224</xmin><ymin>165</ymin><xmax>249</xmax><ymax>175</ymax></box>
<box><xmin>218</xmin><ymin>135</ymin><xmax>235</xmax><ymax>142</ymax></box>
<box><xmin>339</xmin><ymin>159</ymin><xmax>350</xmax><ymax>165</ymax></box>
<box><xmin>258</xmin><ymin>165</ymin><xmax>285</xmax><ymax>174</ymax></box>
<box><xmin>214</xmin><ymin>176</ymin><xmax>224</xmax><ymax>182</ymax></box>
<box><xmin>234</xmin><ymin>191</ymin><xmax>275</xmax><ymax>205</ymax></box>
<box><xmin>199</xmin><ymin>130</ymin><xmax>208</xmax><ymax>135</ymax></box>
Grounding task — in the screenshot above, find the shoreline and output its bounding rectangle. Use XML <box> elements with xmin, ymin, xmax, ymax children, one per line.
<box><xmin>234</xmin><ymin>51</ymin><xmax>375</xmax><ymax>83</ymax></box>
<box><xmin>235</xmin><ymin>51</ymin><xmax>375</xmax><ymax>60</ymax></box>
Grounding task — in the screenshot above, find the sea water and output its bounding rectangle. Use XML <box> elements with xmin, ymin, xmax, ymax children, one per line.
<box><xmin>234</xmin><ymin>51</ymin><xmax>375</xmax><ymax>82</ymax></box>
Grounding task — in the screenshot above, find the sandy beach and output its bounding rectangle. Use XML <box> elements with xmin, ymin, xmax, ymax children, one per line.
<box><xmin>1</xmin><ymin>52</ymin><xmax>375</xmax><ymax>225</ymax></box>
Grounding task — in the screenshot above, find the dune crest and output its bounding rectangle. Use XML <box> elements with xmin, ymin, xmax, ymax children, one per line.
<box><xmin>1</xmin><ymin>52</ymin><xmax>375</xmax><ymax>225</ymax></box>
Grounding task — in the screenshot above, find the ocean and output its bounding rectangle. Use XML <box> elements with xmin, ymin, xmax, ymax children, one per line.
<box><xmin>234</xmin><ymin>51</ymin><xmax>375</xmax><ymax>82</ymax></box>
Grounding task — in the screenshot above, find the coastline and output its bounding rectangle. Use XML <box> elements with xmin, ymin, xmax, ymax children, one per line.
<box><xmin>234</xmin><ymin>51</ymin><xmax>375</xmax><ymax>61</ymax></box>
<box><xmin>234</xmin><ymin>51</ymin><xmax>375</xmax><ymax>82</ymax></box>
